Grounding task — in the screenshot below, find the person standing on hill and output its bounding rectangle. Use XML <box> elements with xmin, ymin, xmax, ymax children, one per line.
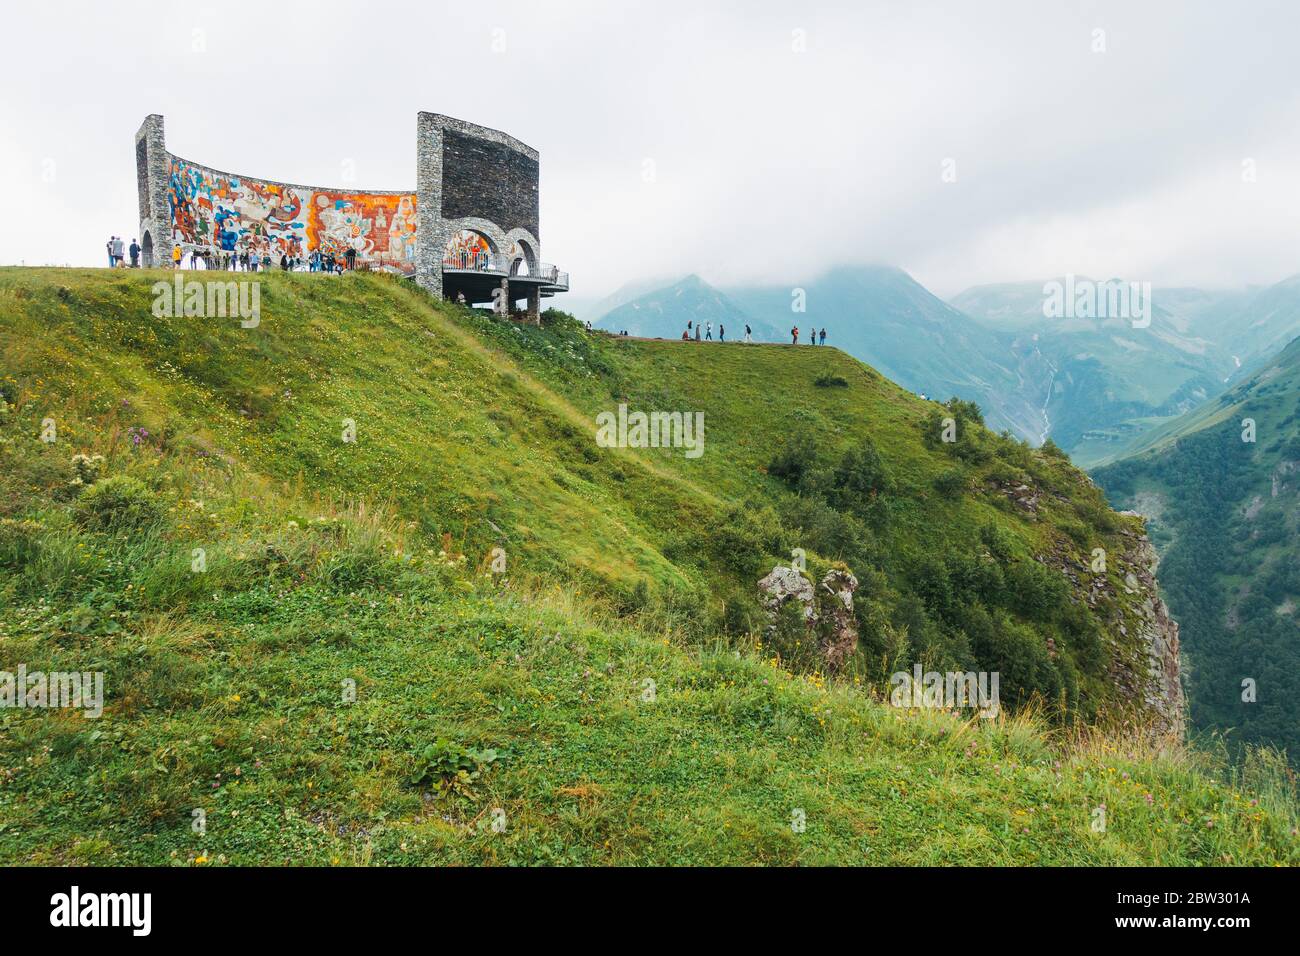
<box><xmin>744</xmin><ymin>324</ymin><xmax>752</xmax><ymax>343</ymax></box>
<box><xmin>791</xmin><ymin>325</ymin><xmax>799</xmax><ymax>345</ymax></box>
<box><xmin>719</xmin><ymin>324</ymin><xmax>725</xmax><ymax>342</ymax></box>
<box><xmin>171</xmin><ymin>244</ymin><xmax>182</xmax><ymax>269</ymax></box>
<box><xmin>129</xmin><ymin>239</ymin><xmax>140</xmax><ymax>268</ymax></box>
<box><xmin>705</xmin><ymin>321</ymin><xmax>712</xmax><ymax>341</ymax></box>
<box><xmin>819</xmin><ymin>328</ymin><xmax>827</xmax><ymax>345</ymax></box>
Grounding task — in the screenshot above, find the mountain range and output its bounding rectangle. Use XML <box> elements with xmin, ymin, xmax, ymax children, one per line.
<box><xmin>584</xmin><ymin>267</ymin><xmax>1300</xmax><ymax>468</ymax></box>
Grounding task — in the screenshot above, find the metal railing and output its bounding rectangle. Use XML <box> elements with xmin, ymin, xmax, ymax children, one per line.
<box><xmin>441</xmin><ymin>252</ymin><xmax>568</xmax><ymax>290</ymax></box>
<box><xmin>442</xmin><ymin>250</ymin><xmax>510</xmax><ymax>273</ymax></box>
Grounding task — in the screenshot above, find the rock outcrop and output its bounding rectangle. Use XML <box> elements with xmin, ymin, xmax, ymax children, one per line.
<box><xmin>757</xmin><ymin>564</ymin><xmax>860</xmax><ymax>674</ymax></box>
<box><xmin>756</xmin><ymin>565</ymin><xmax>815</xmax><ymax>624</ymax></box>
<box><xmin>816</xmin><ymin>568</ymin><xmax>859</xmax><ymax>673</ymax></box>
<box><xmin>1124</xmin><ymin>535</ymin><xmax>1185</xmax><ymax>737</ymax></box>
<box><xmin>1081</xmin><ymin>519</ymin><xmax>1184</xmax><ymax>738</ymax></box>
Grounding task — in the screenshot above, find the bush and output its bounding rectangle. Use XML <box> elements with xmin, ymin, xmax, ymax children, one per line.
<box><xmin>922</xmin><ymin>399</ymin><xmax>991</xmax><ymax>464</ymax></box>
<box><xmin>723</xmin><ymin>593</ymin><xmax>760</xmax><ymax>636</ymax></box>
<box><xmin>1004</xmin><ymin>559</ymin><xmax>1069</xmax><ymax>620</ymax></box>
<box><xmin>813</xmin><ymin>374</ymin><xmax>849</xmax><ymax>388</ymax></box>
<box><xmin>933</xmin><ymin>468</ymin><xmax>966</xmax><ymax>498</ymax></box>
<box><xmin>1040</xmin><ymin>438</ymin><xmax>1069</xmax><ymax>460</ymax></box>
<box><xmin>72</xmin><ymin>475</ymin><xmax>162</xmax><ymax>533</ymax></box>
<box><xmin>831</xmin><ymin>438</ymin><xmax>892</xmax><ymax>503</ymax></box>
<box><xmin>767</xmin><ymin>433</ymin><xmax>820</xmax><ymax>489</ymax></box>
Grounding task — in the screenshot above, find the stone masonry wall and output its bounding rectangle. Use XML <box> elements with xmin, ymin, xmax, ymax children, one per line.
<box><xmin>138</xmin><ymin>112</ymin><xmax>549</xmax><ymax>298</ymax></box>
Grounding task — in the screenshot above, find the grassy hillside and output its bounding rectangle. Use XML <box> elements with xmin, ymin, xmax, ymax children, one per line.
<box><xmin>726</xmin><ymin>266</ymin><xmax>1046</xmax><ymax>443</ymax></box>
<box><xmin>1</xmin><ymin>267</ymin><xmax>1296</xmax><ymax>865</ymax></box>
<box><xmin>1095</xmin><ymin>335</ymin><xmax>1300</xmax><ymax>762</ymax></box>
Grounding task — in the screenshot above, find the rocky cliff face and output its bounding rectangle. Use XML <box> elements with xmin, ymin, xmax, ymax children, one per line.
<box><xmin>1087</xmin><ymin>521</ymin><xmax>1185</xmax><ymax>738</ymax></box>
<box><xmin>1124</xmin><ymin>534</ymin><xmax>1186</xmax><ymax>737</ymax></box>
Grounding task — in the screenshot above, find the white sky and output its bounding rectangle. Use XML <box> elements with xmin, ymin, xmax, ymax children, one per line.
<box><xmin>3</xmin><ymin>0</ymin><xmax>1299</xmax><ymax>299</ymax></box>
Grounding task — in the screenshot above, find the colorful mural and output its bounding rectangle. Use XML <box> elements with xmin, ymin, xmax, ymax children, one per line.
<box><xmin>443</xmin><ymin>229</ymin><xmax>492</xmax><ymax>269</ymax></box>
<box><xmin>167</xmin><ymin>158</ymin><xmax>417</xmax><ymax>273</ymax></box>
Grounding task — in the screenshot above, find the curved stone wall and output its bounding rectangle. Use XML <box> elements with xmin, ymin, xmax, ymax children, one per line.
<box><xmin>135</xmin><ymin>112</ymin><xmax>557</xmax><ymax>301</ymax></box>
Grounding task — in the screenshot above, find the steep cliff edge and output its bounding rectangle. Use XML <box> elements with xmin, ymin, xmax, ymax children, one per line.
<box><xmin>1114</xmin><ymin>530</ymin><xmax>1185</xmax><ymax>737</ymax></box>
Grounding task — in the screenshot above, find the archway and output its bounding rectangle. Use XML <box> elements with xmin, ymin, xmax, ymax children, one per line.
<box><xmin>141</xmin><ymin>231</ymin><xmax>154</xmax><ymax>268</ymax></box>
<box><xmin>505</xmin><ymin>231</ymin><xmax>539</xmax><ymax>277</ymax></box>
<box><xmin>443</xmin><ymin>229</ymin><xmax>494</xmax><ymax>271</ymax></box>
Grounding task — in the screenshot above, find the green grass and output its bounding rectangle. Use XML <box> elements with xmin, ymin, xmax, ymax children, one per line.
<box><xmin>0</xmin><ymin>266</ymin><xmax>1296</xmax><ymax>865</ymax></box>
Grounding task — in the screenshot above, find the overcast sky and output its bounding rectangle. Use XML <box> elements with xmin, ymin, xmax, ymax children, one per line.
<box><xmin>3</xmin><ymin>0</ymin><xmax>1299</xmax><ymax>300</ymax></box>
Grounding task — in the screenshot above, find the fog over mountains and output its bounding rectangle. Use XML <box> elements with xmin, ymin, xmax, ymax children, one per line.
<box><xmin>581</xmin><ymin>266</ymin><xmax>1300</xmax><ymax>467</ymax></box>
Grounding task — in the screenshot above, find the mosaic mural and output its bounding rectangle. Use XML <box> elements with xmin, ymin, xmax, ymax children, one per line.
<box><xmin>167</xmin><ymin>158</ymin><xmax>418</xmax><ymax>273</ymax></box>
<box><xmin>443</xmin><ymin>229</ymin><xmax>492</xmax><ymax>269</ymax></box>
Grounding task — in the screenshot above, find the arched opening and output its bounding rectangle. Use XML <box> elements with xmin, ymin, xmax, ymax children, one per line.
<box><xmin>443</xmin><ymin>229</ymin><xmax>494</xmax><ymax>271</ymax></box>
<box><xmin>141</xmin><ymin>231</ymin><xmax>154</xmax><ymax>268</ymax></box>
<box><xmin>507</xmin><ymin>237</ymin><xmax>537</xmax><ymax>277</ymax></box>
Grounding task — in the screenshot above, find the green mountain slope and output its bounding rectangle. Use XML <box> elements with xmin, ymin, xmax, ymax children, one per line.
<box><xmin>1</xmin><ymin>267</ymin><xmax>1294</xmax><ymax>865</ymax></box>
<box><xmin>1094</xmin><ymin>334</ymin><xmax>1300</xmax><ymax>761</ymax></box>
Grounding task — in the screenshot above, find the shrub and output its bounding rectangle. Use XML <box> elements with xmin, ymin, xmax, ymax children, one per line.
<box><xmin>72</xmin><ymin>475</ymin><xmax>162</xmax><ymax>533</ymax></box>
<box><xmin>831</xmin><ymin>438</ymin><xmax>892</xmax><ymax>502</ymax></box>
<box><xmin>695</xmin><ymin>503</ymin><xmax>787</xmax><ymax>578</ymax></box>
<box><xmin>813</xmin><ymin>374</ymin><xmax>849</xmax><ymax>388</ymax></box>
<box><xmin>934</xmin><ymin>468</ymin><xmax>966</xmax><ymax>498</ymax></box>
<box><xmin>767</xmin><ymin>433</ymin><xmax>820</xmax><ymax>489</ymax></box>
<box><xmin>1004</xmin><ymin>559</ymin><xmax>1069</xmax><ymax>620</ymax></box>
<box><xmin>723</xmin><ymin>593</ymin><xmax>760</xmax><ymax>636</ymax></box>
<box><xmin>1040</xmin><ymin>438</ymin><xmax>1069</xmax><ymax>460</ymax></box>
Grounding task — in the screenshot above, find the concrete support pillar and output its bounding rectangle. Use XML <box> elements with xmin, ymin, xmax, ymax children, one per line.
<box><xmin>498</xmin><ymin>277</ymin><xmax>510</xmax><ymax>317</ymax></box>
<box><xmin>527</xmin><ymin>286</ymin><xmax>541</xmax><ymax>324</ymax></box>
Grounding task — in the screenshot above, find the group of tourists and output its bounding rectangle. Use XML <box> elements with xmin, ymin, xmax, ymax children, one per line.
<box><xmin>790</xmin><ymin>325</ymin><xmax>828</xmax><ymax>345</ymax></box>
<box><xmin>677</xmin><ymin>320</ymin><xmax>829</xmax><ymax>346</ymax></box>
<box><xmin>105</xmin><ymin>236</ymin><xmax>141</xmax><ymax>268</ymax></box>
<box><xmin>103</xmin><ymin>234</ymin><xmax>369</xmax><ymax>274</ymax></box>
<box><xmin>681</xmin><ymin>320</ymin><xmax>741</xmax><ymax>342</ymax></box>
<box><xmin>160</xmin><ymin>243</ymin><xmax>356</xmax><ymax>274</ymax></box>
